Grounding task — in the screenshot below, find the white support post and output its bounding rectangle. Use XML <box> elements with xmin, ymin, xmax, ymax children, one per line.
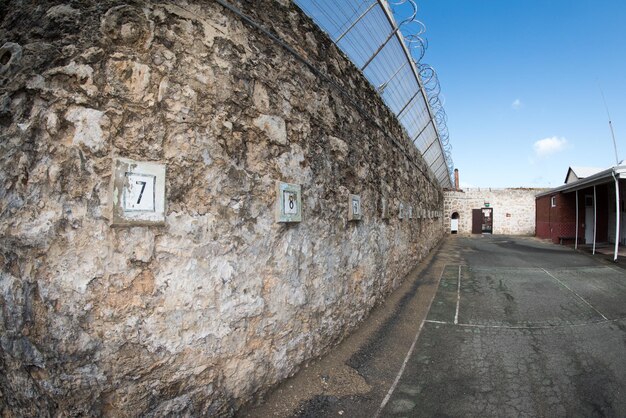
<box><xmin>593</xmin><ymin>185</ymin><xmax>597</xmax><ymax>255</ymax></box>
<box><xmin>613</xmin><ymin>170</ymin><xmax>620</xmax><ymax>262</ymax></box>
<box><xmin>575</xmin><ymin>190</ymin><xmax>579</xmax><ymax>250</ymax></box>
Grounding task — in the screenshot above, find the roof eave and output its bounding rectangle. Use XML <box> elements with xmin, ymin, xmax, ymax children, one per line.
<box><xmin>535</xmin><ymin>165</ymin><xmax>626</xmax><ymax>198</ymax></box>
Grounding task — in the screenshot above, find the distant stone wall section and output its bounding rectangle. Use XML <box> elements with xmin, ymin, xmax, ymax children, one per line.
<box><xmin>0</xmin><ymin>0</ymin><xmax>444</xmax><ymax>415</ymax></box>
<box><xmin>444</xmin><ymin>188</ymin><xmax>545</xmax><ymax>235</ymax></box>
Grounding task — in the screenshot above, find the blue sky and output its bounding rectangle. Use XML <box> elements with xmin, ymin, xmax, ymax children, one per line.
<box><xmin>398</xmin><ymin>0</ymin><xmax>626</xmax><ymax>188</ymax></box>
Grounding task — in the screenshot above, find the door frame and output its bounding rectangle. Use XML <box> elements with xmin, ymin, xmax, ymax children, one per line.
<box><xmin>472</xmin><ymin>207</ymin><xmax>493</xmax><ymax>234</ymax></box>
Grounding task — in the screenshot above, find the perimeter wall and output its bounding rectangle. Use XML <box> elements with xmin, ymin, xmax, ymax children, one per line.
<box><xmin>0</xmin><ymin>0</ymin><xmax>444</xmax><ymax>415</ymax></box>
<box><xmin>444</xmin><ymin>188</ymin><xmax>544</xmax><ymax>235</ymax></box>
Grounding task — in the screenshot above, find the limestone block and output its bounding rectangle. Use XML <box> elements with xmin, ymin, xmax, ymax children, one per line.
<box><xmin>64</xmin><ymin>106</ymin><xmax>110</xmax><ymax>153</ymax></box>
<box><xmin>100</xmin><ymin>5</ymin><xmax>154</xmax><ymax>50</ymax></box>
<box><xmin>253</xmin><ymin>114</ymin><xmax>287</xmax><ymax>145</ymax></box>
<box><xmin>44</xmin><ymin>61</ymin><xmax>97</xmax><ymax>97</ymax></box>
<box><xmin>156</xmin><ymin>3</ymin><xmax>227</xmax><ymax>50</ymax></box>
<box><xmin>158</xmin><ymin>78</ymin><xmax>198</xmax><ymax>123</ymax></box>
<box><xmin>114</xmin><ymin>227</ymin><xmax>155</xmax><ymax>263</ymax></box>
<box><xmin>0</xmin><ymin>42</ymin><xmax>22</xmax><ymax>77</ymax></box>
<box><xmin>105</xmin><ymin>59</ymin><xmax>152</xmax><ymax>103</ymax></box>
<box><xmin>6</xmin><ymin>208</ymin><xmax>59</xmax><ymax>248</ymax></box>
<box><xmin>276</xmin><ymin>144</ymin><xmax>312</xmax><ymax>183</ymax></box>
<box><xmin>329</xmin><ymin>135</ymin><xmax>348</xmax><ymax>161</ymax></box>
<box><xmin>253</xmin><ymin>82</ymin><xmax>270</xmax><ymax>112</ymax></box>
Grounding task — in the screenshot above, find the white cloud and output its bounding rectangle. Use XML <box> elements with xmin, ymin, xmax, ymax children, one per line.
<box><xmin>511</xmin><ymin>99</ymin><xmax>523</xmax><ymax>110</ymax></box>
<box><xmin>533</xmin><ymin>136</ymin><xmax>568</xmax><ymax>158</ymax></box>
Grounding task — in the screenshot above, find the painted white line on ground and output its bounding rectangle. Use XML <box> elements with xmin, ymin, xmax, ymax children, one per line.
<box><xmin>607</xmin><ymin>266</ymin><xmax>626</xmax><ymax>275</ymax></box>
<box><xmin>541</xmin><ymin>268</ymin><xmax>608</xmax><ymax>321</ymax></box>
<box><xmin>454</xmin><ymin>265</ymin><xmax>461</xmax><ymax>325</ymax></box>
<box><xmin>425</xmin><ymin>318</ymin><xmax>617</xmax><ymax>330</ymax></box>
<box><xmin>374</xmin><ymin>264</ymin><xmax>447</xmax><ymax>418</ymax></box>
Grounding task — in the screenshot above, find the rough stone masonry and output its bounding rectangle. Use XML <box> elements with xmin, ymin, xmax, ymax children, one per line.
<box><xmin>444</xmin><ymin>188</ymin><xmax>545</xmax><ymax>235</ymax></box>
<box><xmin>0</xmin><ymin>1</ymin><xmax>445</xmax><ymax>415</ymax></box>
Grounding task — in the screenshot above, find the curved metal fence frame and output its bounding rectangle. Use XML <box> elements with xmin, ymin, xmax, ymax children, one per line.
<box><xmin>294</xmin><ymin>0</ymin><xmax>454</xmax><ymax>187</ymax></box>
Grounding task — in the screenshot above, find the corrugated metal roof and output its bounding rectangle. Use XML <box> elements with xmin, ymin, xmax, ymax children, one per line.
<box><xmin>568</xmin><ymin>166</ymin><xmax>604</xmax><ymax>181</ymax></box>
<box><xmin>537</xmin><ymin>164</ymin><xmax>626</xmax><ymax>198</ymax></box>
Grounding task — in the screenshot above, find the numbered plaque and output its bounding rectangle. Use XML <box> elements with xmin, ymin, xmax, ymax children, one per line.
<box><xmin>408</xmin><ymin>205</ymin><xmax>413</xmax><ymax>219</ymax></box>
<box><xmin>348</xmin><ymin>194</ymin><xmax>362</xmax><ymax>221</ymax></box>
<box><xmin>380</xmin><ymin>196</ymin><xmax>389</xmax><ymax>219</ymax></box>
<box><xmin>276</xmin><ymin>181</ymin><xmax>301</xmax><ymax>223</ymax></box>
<box><xmin>111</xmin><ymin>158</ymin><xmax>166</xmax><ymax>226</ymax></box>
<box><xmin>123</xmin><ymin>173</ymin><xmax>156</xmax><ymax>211</ymax></box>
<box><xmin>398</xmin><ymin>202</ymin><xmax>404</xmax><ymax>220</ymax></box>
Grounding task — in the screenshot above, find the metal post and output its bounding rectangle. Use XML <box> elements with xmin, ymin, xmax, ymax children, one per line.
<box><xmin>613</xmin><ymin>169</ymin><xmax>620</xmax><ymax>262</ymax></box>
<box><xmin>421</xmin><ymin>134</ymin><xmax>438</xmax><ymax>157</ymax></box>
<box><xmin>575</xmin><ymin>190</ymin><xmax>579</xmax><ymax>249</ymax></box>
<box><xmin>378</xmin><ymin>61</ymin><xmax>408</xmax><ymax>94</ymax></box>
<box><xmin>335</xmin><ymin>1</ymin><xmax>378</xmax><ymax>43</ymax></box>
<box><xmin>593</xmin><ymin>185</ymin><xmax>597</xmax><ymax>255</ymax></box>
<box><xmin>433</xmin><ymin>160</ymin><xmax>446</xmax><ymax>177</ymax></box>
<box><xmin>396</xmin><ymin>90</ymin><xmax>420</xmax><ymax>118</ymax></box>
<box><xmin>374</xmin><ymin>0</ymin><xmax>452</xmax><ymax>186</ymax></box>
<box><xmin>412</xmin><ymin>119</ymin><xmax>433</xmax><ymax>145</ymax></box>
<box><xmin>360</xmin><ymin>28</ymin><xmax>400</xmax><ymax>71</ymax></box>
<box><xmin>430</xmin><ymin>154</ymin><xmax>445</xmax><ymax>174</ymax></box>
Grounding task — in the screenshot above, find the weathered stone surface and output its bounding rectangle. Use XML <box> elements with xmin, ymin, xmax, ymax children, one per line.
<box><xmin>0</xmin><ymin>0</ymin><xmax>445</xmax><ymax>416</ymax></box>
<box><xmin>253</xmin><ymin>114</ymin><xmax>288</xmax><ymax>146</ymax></box>
<box><xmin>65</xmin><ymin>106</ymin><xmax>110</xmax><ymax>152</ymax></box>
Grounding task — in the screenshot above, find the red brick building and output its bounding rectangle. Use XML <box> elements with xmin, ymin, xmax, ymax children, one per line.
<box><xmin>536</xmin><ymin>165</ymin><xmax>626</xmax><ymax>260</ymax></box>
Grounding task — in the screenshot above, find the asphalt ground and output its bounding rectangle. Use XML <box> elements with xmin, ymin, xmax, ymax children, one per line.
<box><xmin>240</xmin><ymin>235</ymin><xmax>626</xmax><ymax>417</ymax></box>
<box><xmin>382</xmin><ymin>235</ymin><xmax>626</xmax><ymax>417</ymax></box>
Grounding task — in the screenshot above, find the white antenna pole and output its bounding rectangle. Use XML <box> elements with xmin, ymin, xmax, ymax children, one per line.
<box><xmin>599</xmin><ymin>82</ymin><xmax>619</xmax><ymax>165</ymax></box>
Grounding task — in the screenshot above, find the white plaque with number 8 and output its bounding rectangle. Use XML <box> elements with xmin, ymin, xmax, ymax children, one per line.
<box><xmin>352</xmin><ymin>198</ymin><xmax>360</xmax><ymax>215</ymax></box>
<box><xmin>276</xmin><ymin>181</ymin><xmax>302</xmax><ymax>223</ymax></box>
<box><xmin>283</xmin><ymin>190</ymin><xmax>298</xmax><ymax>215</ymax></box>
<box><xmin>348</xmin><ymin>194</ymin><xmax>362</xmax><ymax>221</ymax></box>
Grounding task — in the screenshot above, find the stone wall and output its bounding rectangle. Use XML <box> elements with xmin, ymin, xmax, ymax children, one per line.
<box><xmin>0</xmin><ymin>0</ymin><xmax>445</xmax><ymax>415</ymax></box>
<box><xmin>444</xmin><ymin>188</ymin><xmax>545</xmax><ymax>235</ymax></box>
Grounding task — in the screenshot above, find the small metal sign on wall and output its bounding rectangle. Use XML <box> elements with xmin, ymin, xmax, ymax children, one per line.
<box><xmin>276</xmin><ymin>181</ymin><xmax>302</xmax><ymax>223</ymax></box>
<box><xmin>111</xmin><ymin>158</ymin><xmax>166</xmax><ymax>226</ymax></box>
<box><xmin>348</xmin><ymin>194</ymin><xmax>362</xmax><ymax>221</ymax></box>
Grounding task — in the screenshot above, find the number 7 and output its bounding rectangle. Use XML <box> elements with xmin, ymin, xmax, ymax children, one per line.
<box><xmin>136</xmin><ymin>181</ymin><xmax>147</xmax><ymax>204</ymax></box>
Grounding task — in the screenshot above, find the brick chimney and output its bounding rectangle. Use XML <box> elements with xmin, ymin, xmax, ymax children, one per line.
<box><xmin>454</xmin><ymin>168</ymin><xmax>459</xmax><ymax>191</ymax></box>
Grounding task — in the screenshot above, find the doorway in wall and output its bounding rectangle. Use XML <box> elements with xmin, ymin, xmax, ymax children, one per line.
<box><xmin>451</xmin><ymin>212</ymin><xmax>459</xmax><ymax>234</ymax></box>
<box><xmin>472</xmin><ymin>208</ymin><xmax>493</xmax><ymax>234</ymax></box>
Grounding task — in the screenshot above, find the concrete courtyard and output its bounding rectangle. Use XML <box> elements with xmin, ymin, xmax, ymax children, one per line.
<box><xmin>242</xmin><ymin>235</ymin><xmax>626</xmax><ymax>417</ymax></box>
<box><xmin>383</xmin><ymin>236</ymin><xmax>626</xmax><ymax>417</ymax></box>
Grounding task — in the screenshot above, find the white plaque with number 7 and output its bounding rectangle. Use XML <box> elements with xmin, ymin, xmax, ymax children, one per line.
<box><xmin>124</xmin><ymin>173</ymin><xmax>156</xmax><ymax>211</ymax></box>
<box><xmin>111</xmin><ymin>158</ymin><xmax>166</xmax><ymax>226</ymax></box>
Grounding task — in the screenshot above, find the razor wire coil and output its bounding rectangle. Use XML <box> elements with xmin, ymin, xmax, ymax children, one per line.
<box><xmin>294</xmin><ymin>0</ymin><xmax>454</xmax><ymax>186</ymax></box>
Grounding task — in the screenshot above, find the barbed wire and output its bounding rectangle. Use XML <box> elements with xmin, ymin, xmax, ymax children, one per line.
<box><xmin>389</xmin><ymin>0</ymin><xmax>454</xmax><ymax>184</ymax></box>
<box><xmin>294</xmin><ymin>0</ymin><xmax>454</xmax><ymax>187</ymax></box>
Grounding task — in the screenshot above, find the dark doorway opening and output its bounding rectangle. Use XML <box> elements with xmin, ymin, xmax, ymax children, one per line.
<box><xmin>472</xmin><ymin>208</ymin><xmax>493</xmax><ymax>234</ymax></box>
